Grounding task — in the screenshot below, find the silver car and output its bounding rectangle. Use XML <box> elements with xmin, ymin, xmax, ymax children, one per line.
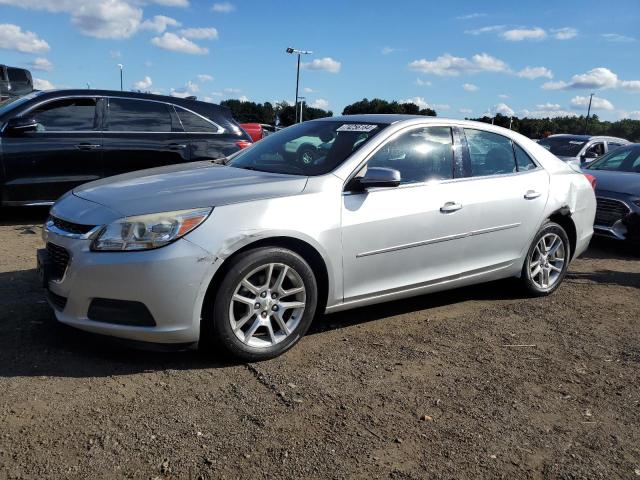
<box><xmin>39</xmin><ymin>115</ymin><xmax>596</xmax><ymax>360</ymax></box>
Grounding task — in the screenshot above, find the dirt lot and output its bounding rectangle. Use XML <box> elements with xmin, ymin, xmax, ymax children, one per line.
<box><xmin>0</xmin><ymin>207</ymin><xmax>639</xmax><ymax>480</ymax></box>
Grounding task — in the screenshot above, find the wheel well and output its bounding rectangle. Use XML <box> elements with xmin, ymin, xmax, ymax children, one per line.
<box><xmin>201</xmin><ymin>236</ymin><xmax>329</xmax><ymax>326</ymax></box>
<box><xmin>549</xmin><ymin>210</ymin><xmax>577</xmax><ymax>259</ymax></box>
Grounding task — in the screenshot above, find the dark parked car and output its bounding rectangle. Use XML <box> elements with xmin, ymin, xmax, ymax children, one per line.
<box><xmin>584</xmin><ymin>144</ymin><xmax>640</xmax><ymax>242</ymax></box>
<box><xmin>0</xmin><ymin>89</ymin><xmax>252</xmax><ymax>206</ymax></box>
<box><xmin>0</xmin><ymin>65</ymin><xmax>34</xmax><ymax>100</ymax></box>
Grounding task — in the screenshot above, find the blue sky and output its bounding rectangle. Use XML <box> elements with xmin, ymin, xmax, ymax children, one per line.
<box><xmin>1</xmin><ymin>0</ymin><xmax>639</xmax><ymax>120</ymax></box>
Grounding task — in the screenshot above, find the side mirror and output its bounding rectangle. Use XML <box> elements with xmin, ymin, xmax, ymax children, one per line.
<box><xmin>4</xmin><ymin>117</ymin><xmax>38</xmax><ymax>135</ymax></box>
<box><xmin>349</xmin><ymin>167</ymin><xmax>401</xmax><ymax>191</ymax></box>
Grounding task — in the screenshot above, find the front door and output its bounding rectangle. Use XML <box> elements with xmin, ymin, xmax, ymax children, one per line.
<box><xmin>1</xmin><ymin>96</ymin><xmax>102</xmax><ymax>204</ymax></box>
<box><xmin>102</xmin><ymin>97</ymin><xmax>190</xmax><ymax>178</ymax></box>
<box><xmin>341</xmin><ymin>125</ymin><xmax>476</xmax><ymax>302</ymax></box>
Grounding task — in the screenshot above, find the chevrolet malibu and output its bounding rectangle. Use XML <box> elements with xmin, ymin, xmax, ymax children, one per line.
<box><xmin>39</xmin><ymin>115</ymin><xmax>596</xmax><ymax>360</ymax></box>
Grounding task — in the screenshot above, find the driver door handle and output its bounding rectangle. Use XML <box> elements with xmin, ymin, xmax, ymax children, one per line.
<box><xmin>76</xmin><ymin>143</ymin><xmax>100</xmax><ymax>150</ymax></box>
<box><xmin>524</xmin><ymin>190</ymin><xmax>541</xmax><ymax>200</ymax></box>
<box><xmin>440</xmin><ymin>201</ymin><xmax>462</xmax><ymax>213</ymax></box>
<box><xmin>168</xmin><ymin>143</ymin><xmax>187</xmax><ymax>150</ymax></box>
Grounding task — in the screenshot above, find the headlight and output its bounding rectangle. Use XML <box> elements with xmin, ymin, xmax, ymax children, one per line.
<box><xmin>91</xmin><ymin>208</ymin><xmax>212</xmax><ymax>251</ymax></box>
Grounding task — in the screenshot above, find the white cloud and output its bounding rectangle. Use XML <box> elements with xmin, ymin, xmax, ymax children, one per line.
<box><xmin>401</xmin><ymin>96</ymin><xmax>429</xmax><ymax>109</ymax></box>
<box><xmin>381</xmin><ymin>46</ymin><xmax>398</xmax><ymax>55</ymax></box>
<box><xmin>501</xmin><ymin>27</ymin><xmax>546</xmax><ymax>41</ymax></box>
<box><xmin>303</xmin><ymin>87</ymin><xmax>316</xmax><ymax>93</ymax></box>
<box><xmin>151</xmin><ymin>32</ymin><xmax>208</xmax><ymax>54</ymax></box>
<box><xmin>543</xmin><ymin>67</ymin><xmax>640</xmax><ymax>91</ymax></box>
<box><xmin>409</xmin><ymin>52</ymin><xmax>509</xmax><ymax>76</ymax></box>
<box><xmin>170</xmin><ymin>80</ymin><xmax>199</xmax><ymax>98</ymax></box>
<box><xmin>133</xmin><ymin>75</ymin><xmax>152</xmax><ymax>90</ymax></box>
<box><xmin>456</xmin><ymin>13</ymin><xmax>486</xmax><ymax>20</ymax></box>
<box><xmin>495</xmin><ymin>103</ymin><xmax>514</xmax><ymax>116</ymax></box>
<box><xmin>29</xmin><ymin>57</ymin><xmax>53</xmax><ymax>71</ymax></box>
<box><xmin>536</xmin><ymin>103</ymin><xmax>561</xmax><ymax>110</ymax></box>
<box><xmin>223</xmin><ymin>87</ymin><xmax>241</xmax><ymax>94</ymax></box>
<box><xmin>463</xmin><ymin>83</ymin><xmax>478</xmax><ymax>91</ymax></box>
<box><xmin>110</xmin><ymin>50</ymin><xmax>121</xmax><ymax>59</ymax></box>
<box><xmin>177</xmin><ymin>27</ymin><xmax>218</xmax><ymax>40</ymax></box>
<box><xmin>0</xmin><ymin>23</ymin><xmax>49</xmax><ymax>53</ymax></box>
<box><xmin>302</xmin><ymin>57</ymin><xmax>341</xmax><ymax>74</ymax></box>
<box><xmin>520</xmin><ymin>108</ymin><xmax>577</xmax><ymax>118</ymax></box>
<box><xmin>432</xmin><ymin>103</ymin><xmax>451</xmax><ymax>110</ymax></box>
<box><xmin>237</xmin><ymin>95</ymin><xmax>249</xmax><ymax>102</ymax></box>
<box><xmin>571</xmin><ymin>95</ymin><xmax>614</xmax><ymax>111</ymax></box>
<box><xmin>551</xmin><ymin>27</ymin><xmax>577</xmax><ymax>40</ymax></box>
<box><xmin>33</xmin><ymin>77</ymin><xmax>54</xmax><ymax>90</ymax></box>
<box><xmin>310</xmin><ymin>98</ymin><xmax>329</xmax><ymax>110</ymax></box>
<box><xmin>152</xmin><ymin>0</ymin><xmax>189</xmax><ymax>6</ymax></box>
<box><xmin>459</xmin><ymin>108</ymin><xmax>473</xmax><ymax>114</ymax></box>
<box><xmin>624</xmin><ymin>111</ymin><xmax>640</xmax><ymax>119</ymax></box>
<box><xmin>415</xmin><ymin>78</ymin><xmax>431</xmax><ymax>86</ymax></box>
<box><xmin>464</xmin><ymin>25</ymin><xmax>505</xmax><ymax>35</ymax></box>
<box><xmin>141</xmin><ymin>15</ymin><xmax>180</xmax><ymax>33</ymax></box>
<box><xmin>498</xmin><ymin>94</ymin><xmax>509</xmax><ymax>99</ymax></box>
<box><xmin>211</xmin><ymin>2</ymin><xmax>234</xmax><ymax>12</ymax></box>
<box><xmin>517</xmin><ymin>66</ymin><xmax>553</xmax><ymax>79</ymax></box>
<box><xmin>72</xmin><ymin>0</ymin><xmax>142</xmax><ymax>39</ymax></box>
<box><xmin>601</xmin><ymin>33</ymin><xmax>636</xmax><ymax>42</ymax></box>
<box><xmin>197</xmin><ymin>74</ymin><xmax>214</xmax><ymax>82</ymax></box>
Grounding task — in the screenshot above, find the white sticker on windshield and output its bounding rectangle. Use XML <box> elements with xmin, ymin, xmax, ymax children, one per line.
<box><xmin>337</xmin><ymin>124</ymin><xmax>378</xmax><ymax>132</ymax></box>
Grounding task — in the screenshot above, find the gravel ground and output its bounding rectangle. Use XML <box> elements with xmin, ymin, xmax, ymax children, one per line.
<box><xmin>0</xmin><ymin>207</ymin><xmax>639</xmax><ymax>479</ymax></box>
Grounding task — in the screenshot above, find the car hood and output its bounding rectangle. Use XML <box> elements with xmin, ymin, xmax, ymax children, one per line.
<box><xmin>585</xmin><ymin>169</ymin><xmax>640</xmax><ymax>196</ymax></box>
<box><xmin>72</xmin><ymin>161</ymin><xmax>308</xmax><ymax>217</ymax></box>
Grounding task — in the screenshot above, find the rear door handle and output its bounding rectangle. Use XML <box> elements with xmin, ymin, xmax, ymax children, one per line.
<box><xmin>440</xmin><ymin>201</ymin><xmax>462</xmax><ymax>213</ymax></box>
<box><xmin>524</xmin><ymin>190</ymin><xmax>541</xmax><ymax>200</ymax></box>
<box><xmin>168</xmin><ymin>143</ymin><xmax>187</xmax><ymax>150</ymax></box>
<box><xmin>76</xmin><ymin>143</ymin><xmax>100</xmax><ymax>150</ymax></box>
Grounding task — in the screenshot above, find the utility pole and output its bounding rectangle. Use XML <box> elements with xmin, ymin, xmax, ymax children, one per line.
<box><xmin>298</xmin><ymin>97</ymin><xmax>305</xmax><ymax>122</ymax></box>
<box><xmin>286</xmin><ymin>48</ymin><xmax>312</xmax><ymax>123</ymax></box>
<box><xmin>118</xmin><ymin>64</ymin><xmax>124</xmax><ymax>91</ymax></box>
<box><xmin>584</xmin><ymin>93</ymin><xmax>594</xmax><ymax>134</ymax></box>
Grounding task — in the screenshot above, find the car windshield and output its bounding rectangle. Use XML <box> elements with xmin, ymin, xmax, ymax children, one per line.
<box><xmin>588</xmin><ymin>145</ymin><xmax>640</xmax><ymax>173</ymax></box>
<box><xmin>0</xmin><ymin>91</ymin><xmax>41</xmax><ymax>117</ymax></box>
<box><xmin>538</xmin><ymin>137</ymin><xmax>586</xmax><ymax>157</ymax></box>
<box><xmin>227</xmin><ymin>120</ymin><xmax>387</xmax><ymax>176</ymax></box>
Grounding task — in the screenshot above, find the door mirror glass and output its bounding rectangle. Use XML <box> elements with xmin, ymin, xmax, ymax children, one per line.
<box><xmin>4</xmin><ymin>117</ymin><xmax>38</xmax><ymax>134</ymax></box>
<box><xmin>351</xmin><ymin>167</ymin><xmax>401</xmax><ymax>190</ymax></box>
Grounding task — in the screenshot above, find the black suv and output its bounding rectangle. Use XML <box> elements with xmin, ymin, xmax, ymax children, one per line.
<box><xmin>0</xmin><ymin>89</ymin><xmax>252</xmax><ymax>205</ymax></box>
<box><xmin>0</xmin><ymin>65</ymin><xmax>33</xmax><ymax>100</ymax></box>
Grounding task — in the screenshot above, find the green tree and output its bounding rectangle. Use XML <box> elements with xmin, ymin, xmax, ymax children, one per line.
<box><xmin>342</xmin><ymin>98</ymin><xmax>437</xmax><ymax>117</ymax></box>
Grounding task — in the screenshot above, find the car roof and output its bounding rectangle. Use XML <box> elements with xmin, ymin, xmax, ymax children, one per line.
<box><xmin>32</xmin><ymin>88</ymin><xmax>232</xmax><ymax>118</ymax></box>
<box><xmin>547</xmin><ymin>133</ymin><xmax>630</xmax><ymax>142</ymax></box>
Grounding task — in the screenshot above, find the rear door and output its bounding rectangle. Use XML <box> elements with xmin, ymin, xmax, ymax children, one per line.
<box><xmin>457</xmin><ymin>127</ymin><xmax>549</xmax><ymax>272</ymax></box>
<box><xmin>102</xmin><ymin>97</ymin><xmax>190</xmax><ymax>177</ymax></box>
<box><xmin>1</xmin><ymin>95</ymin><xmax>103</xmax><ymax>204</ymax></box>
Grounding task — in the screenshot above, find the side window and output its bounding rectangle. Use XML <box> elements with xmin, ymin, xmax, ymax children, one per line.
<box><xmin>464</xmin><ymin>128</ymin><xmax>516</xmax><ymax>177</ymax></box>
<box><xmin>365</xmin><ymin>126</ymin><xmax>454</xmax><ymax>184</ymax></box>
<box><xmin>607</xmin><ymin>142</ymin><xmax>622</xmax><ymax>152</ymax></box>
<box><xmin>107</xmin><ymin>98</ymin><xmax>172</xmax><ymax>132</ymax></box>
<box><xmin>175</xmin><ymin>107</ymin><xmax>217</xmax><ymax>133</ymax></box>
<box><xmin>29</xmin><ymin>98</ymin><xmax>97</xmax><ymax>132</ymax></box>
<box><xmin>513</xmin><ymin>143</ymin><xmax>537</xmax><ymax>171</ymax></box>
<box><xmin>585</xmin><ymin>142</ymin><xmax>604</xmax><ymax>158</ymax></box>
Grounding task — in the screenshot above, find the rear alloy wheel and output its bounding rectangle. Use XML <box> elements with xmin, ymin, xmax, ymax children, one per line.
<box><xmin>205</xmin><ymin>247</ymin><xmax>317</xmax><ymax>361</ymax></box>
<box><xmin>521</xmin><ymin>222</ymin><xmax>570</xmax><ymax>296</ymax></box>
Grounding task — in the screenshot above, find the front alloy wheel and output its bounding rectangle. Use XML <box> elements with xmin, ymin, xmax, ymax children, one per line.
<box><xmin>204</xmin><ymin>247</ymin><xmax>318</xmax><ymax>361</ymax></box>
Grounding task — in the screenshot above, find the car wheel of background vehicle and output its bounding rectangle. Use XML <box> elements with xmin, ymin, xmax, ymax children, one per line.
<box><xmin>204</xmin><ymin>247</ymin><xmax>318</xmax><ymax>361</ymax></box>
<box><xmin>521</xmin><ymin>221</ymin><xmax>570</xmax><ymax>296</ymax></box>
<box><xmin>297</xmin><ymin>145</ymin><xmax>317</xmax><ymax>165</ymax></box>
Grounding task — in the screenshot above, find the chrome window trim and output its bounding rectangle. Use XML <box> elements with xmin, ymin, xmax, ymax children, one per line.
<box><xmin>172</xmin><ymin>103</ymin><xmax>226</xmax><ymax>134</ymax></box>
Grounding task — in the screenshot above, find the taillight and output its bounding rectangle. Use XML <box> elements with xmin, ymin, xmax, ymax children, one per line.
<box><xmin>235</xmin><ymin>140</ymin><xmax>252</xmax><ymax>149</ymax></box>
<box><xmin>583</xmin><ymin>173</ymin><xmax>597</xmax><ymax>190</ymax></box>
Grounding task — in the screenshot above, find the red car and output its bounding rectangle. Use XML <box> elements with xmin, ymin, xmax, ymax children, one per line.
<box><xmin>240</xmin><ymin>123</ymin><xmax>278</xmax><ymax>142</ymax></box>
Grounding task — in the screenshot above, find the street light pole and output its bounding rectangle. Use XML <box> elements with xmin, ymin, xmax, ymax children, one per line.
<box><xmin>298</xmin><ymin>96</ymin><xmax>306</xmax><ymax>122</ymax></box>
<box><xmin>286</xmin><ymin>47</ymin><xmax>312</xmax><ymax>123</ymax></box>
<box><xmin>118</xmin><ymin>64</ymin><xmax>124</xmax><ymax>91</ymax></box>
<box><xmin>584</xmin><ymin>93</ymin><xmax>594</xmax><ymax>135</ymax></box>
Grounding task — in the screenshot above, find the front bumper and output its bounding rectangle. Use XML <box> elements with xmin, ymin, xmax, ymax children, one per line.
<box><xmin>41</xmin><ymin>231</ymin><xmax>217</xmax><ymax>344</ymax></box>
<box><xmin>593</xmin><ymin>192</ymin><xmax>640</xmax><ymax>242</ymax></box>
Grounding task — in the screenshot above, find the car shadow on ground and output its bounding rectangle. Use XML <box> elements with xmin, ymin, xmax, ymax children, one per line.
<box><xmin>0</xmin><ymin>266</ymin><xmax>529</xmax><ymax>379</ymax></box>
<box><xmin>581</xmin><ymin>237</ymin><xmax>640</xmax><ymax>260</ymax></box>
<box><xmin>566</xmin><ymin>270</ymin><xmax>640</xmax><ymax>289</ymax></box>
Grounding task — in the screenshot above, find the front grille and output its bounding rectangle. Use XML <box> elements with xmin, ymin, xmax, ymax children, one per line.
<box><xmin>47</xmin><ymin>291</ymin><xmax>68</xmax><ymax>311</ymax></box>
<box><xmin>595</xmin><ymin>198</ymin><xmax>630</xmax><ymax>227</ymax></box>
<box><xmin>46</xmin><ymin>242</ymin><xmax>70</xmax><ymax>280</ymax></box>
<box><xmin>49</xmin><ymin>216</ymin><xmax>96</xmax><ymax>235</ymax></box>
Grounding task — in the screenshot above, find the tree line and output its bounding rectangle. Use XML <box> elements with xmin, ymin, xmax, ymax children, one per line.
<box><xmin>219</xmin><ymin>97</ymin><xmax>640</xmax><ymax>142</ymax></box>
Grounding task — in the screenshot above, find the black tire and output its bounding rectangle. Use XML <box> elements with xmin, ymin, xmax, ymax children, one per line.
<box><xmin>521</xmin><ymin>221</ymin><xmax>571</xmax><ymax>296</ymax></box>
<box><xmin>203</xmin><ymin>247</ymin><xmax>318</xmax><ymax>361</ymax></box>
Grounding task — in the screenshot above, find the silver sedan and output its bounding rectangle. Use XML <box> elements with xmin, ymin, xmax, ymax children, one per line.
<box><xmin>40</xmin><ymin>115</ymin><xmax>596</xmax><ymax>360</ymax></box>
